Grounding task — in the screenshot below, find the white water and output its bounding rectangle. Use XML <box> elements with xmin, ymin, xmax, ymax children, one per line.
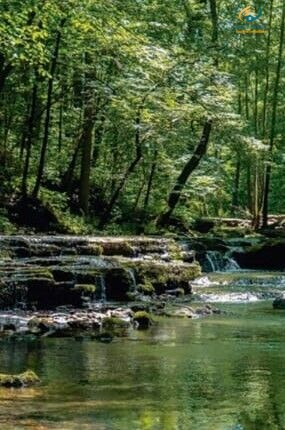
<box><xmin>192</xmin><ymin>271</ymin><xmax>285</xmax><ymax>304</ymax></box>
<box><xmin>205</xmin><ymin>251</ymin><xmax>240</xmax><ymax>272</ymax></box>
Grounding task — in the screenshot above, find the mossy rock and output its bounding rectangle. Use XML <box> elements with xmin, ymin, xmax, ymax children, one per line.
<box><xmin>73</xmin><ymin>284</ymin><xmax>96</xmax><ymax>294</ymax></box>
<box><xmin>0</xmin><ymin>249</ymin><xmax>12</xmax><ymax>259</ymax></box>
<box><xmin>102</xmin><ymin>317</ymin><xmax>130</xmax><ymax>336</ymax></box>
<box><xmin>273</xmin><ymin>297</ymin><xmax>285</xmax><ymax>309</ymax></box>
<box><xmin>137</xmin><ymin>280</ymin><xmax>155</xmax><ymax>296</ymax></box>
<box><xmin>127</xmin><ymin>261</ymin><xmax>200</xmax><ymax>295</ymax></box>
<box><xmin>76</xmin><ymin>245</ymin><xmax>103</xmax><ymax>256</ymax></box>
<box><xmin>168</xmin><ymin>242</ymin><xmax>184</xmax><ymax>261</ymax></box>
<box><xmin>101</xmin><ymin>241</ymin><xmax>134</xmax><ymax>257</ymax></box>
<box><xmin>0</xmin><ymin>370</ymin><xmax>40</xmax><ymax>388</ymax></box>
<box><xmin>133</xmin><ymin>311</ymin><xmax>153</xmax><ymax>330</ymax></box>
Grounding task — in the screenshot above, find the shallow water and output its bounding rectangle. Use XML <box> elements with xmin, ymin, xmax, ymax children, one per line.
<box><xmin>0</xmin><ymin>301</ymin><xmax>285</xmax><ymax>429</ymax></box>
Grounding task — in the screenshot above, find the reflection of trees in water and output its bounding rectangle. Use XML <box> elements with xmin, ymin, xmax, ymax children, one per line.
<box><xmin>224</xmin><ymin>334</ymin><xmax>285</xmax><ymax>429</ymax></box>
<box><xmin>0</xmin><ymin>338</ymin><xmax>45</xmax><ymax>375</ymax></box>
<box><xmin>41</xmin><ymin>339</ymin><xmax>90</xmax><ymax>397</ymax></box>
<box><xmin>1</xmin><ymin>314</ymin><xmax>285</xmax><ymax>429</ymax></box>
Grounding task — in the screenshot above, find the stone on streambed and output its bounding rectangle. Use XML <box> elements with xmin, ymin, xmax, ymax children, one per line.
<box><xmin>273</xmin><ymin>296</ymin><xmax>285</xmax><ymax>309</ymax></box>
<box><xmin>0</xmin><ymin>370</ymin><xmax>40</xmax><ymax>388</ymax></box>
<box><xmin>133</xmin><ymin>311</ymin><xmax>153</xmax><ymax>329</ymax></box>
<box><xmin>102</xmin><ymin>316</ymin><xmax>130</xmax><ymax>336</ymax></box>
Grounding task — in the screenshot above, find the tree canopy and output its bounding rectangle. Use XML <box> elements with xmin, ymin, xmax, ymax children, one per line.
<box><xmin>1</xmin><ymin>0</ymin><xmax>285</xmax><ymax>233</ymax></box>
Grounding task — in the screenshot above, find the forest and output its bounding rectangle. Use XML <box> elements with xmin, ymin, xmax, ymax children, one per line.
<box><xmin>2</xmin><ymin>2</ymin><xmax>285</xmax><ymax>429</ymax></box>
<box><xmin>1</xmin><ymin>0</ymin><xmax>284</xmax><ymax>235</ymax></box>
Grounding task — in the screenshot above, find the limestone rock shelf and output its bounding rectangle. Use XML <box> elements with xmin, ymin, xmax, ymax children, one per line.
<box><xmin>0</xmin><ymin>236</ymin><xmax>200</xmax><ymax>309</ymax></box>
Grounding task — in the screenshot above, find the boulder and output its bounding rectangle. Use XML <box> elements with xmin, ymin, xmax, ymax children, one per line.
<box><xmin>133</xmin><ymin>311</ymin><xmax>153</xmax><ymax>329</ymax></box>
<box><xmin>273</xmin><ymin>296</ymin><xmax>285</xmax><ymax>309</ymax></box>
<box><xmin>0</xmin><ymin>370</ymin><xmax>40</xmax><ymax>388</ymax></box>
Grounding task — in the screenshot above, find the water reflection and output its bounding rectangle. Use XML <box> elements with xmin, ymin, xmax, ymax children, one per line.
<box><xmin>0</xmin><ymin>302</ymin><xmax>285</xmax><ymax>429</ymax></box>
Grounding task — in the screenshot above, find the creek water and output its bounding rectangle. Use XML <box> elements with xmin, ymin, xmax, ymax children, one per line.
<box><xmin>0</xmin><ymin>297</ymin><xmax>285</xmax><ymax>429</ymax></box>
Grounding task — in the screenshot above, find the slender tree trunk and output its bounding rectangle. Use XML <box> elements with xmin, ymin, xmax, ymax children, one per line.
<box><xmin>0</xmin><ymin>64</ymin><xmax>12</xmax><ymax>93</ymax></box>
<box><xmin>254</xmin><ymin>69</ymin><xmax>258</xmax><ymax>136</ymax></box>
<box><xmin>133</xmin><ymin>180</ymin><xmax>145</xmax><ymax>212</ymax></box>
<box><xmin>58</xmin><ymin>103</ymin><xmax>63</xmax><ymax>152</ymax></box>
<box><xmin>245</xmin><ymin>75</ymin><xmax>249</xmax><ymax>120</ymax></box>
<box><xmin>158</xmin><ymin>119</ymin><xmax>212</xmax><ymax>226</ymax></box>
<box><xmin>78</xmin><ymin>103</ymin><xmax>96</xmax><ymax>214</ymax></box>
<box><xmin>144</xmin><ymin>148</ymin><xmax>158</xmax><ymax>211</ymax></box>
<box><xmin>99</xmin><ymin>108</ymin><xmax>143</xmax><ymax>227</ymax></box>
<box><xmin>61</xmin><ymin>112</ymin><xmax>82</xmax><ymax>191</ymax></box>
<box><xmin>61</xmin><ymin>141</ymin><xmax>81</xmax><ymax>193</ymax></box>
<box><xmin>93</xmin><ymin>111</ymin><xmax>106</xmax><ymax>163</ymax></box>
<box><xmin>247</xmin><ymin>164</ymin><xmax>252</xmax><ymax>213</ymax></box>
<box><xmin>262</xmin><ymin>0</ymin><xmax>285</xmax><ymax>227</ymax></box>
<box><xmin>262</xmin><ymin>0</ymin><xmax>274</xmax><ymax>136</ymax></box>
<box><xmin>209</xmin><ymin>0</ymin><xmax>218</xmax><ymax>44</ymax></box>
<box><xmin>232</xmin><ymin>153</ymin><xmax>241</xmax><ymax>212</ymax></box>
<box><xmin>33</xmin><ymin>18</ymin><xmax>65</xmax><ymax>197</ymax></box>
<box><xmin>22</xmin><ymin>83</ymin><xmax>38</xmax><ymax>195</ymax></box>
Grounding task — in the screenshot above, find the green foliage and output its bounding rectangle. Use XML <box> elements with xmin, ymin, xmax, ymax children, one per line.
<box><xmin>0</xmin><ymin>0</ymin><xmax>285</xmax><ymax>232</ymax></box>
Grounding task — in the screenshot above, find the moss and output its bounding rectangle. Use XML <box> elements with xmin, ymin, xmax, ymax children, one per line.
<box><xmin>102</xmin><ymin>317</ymin><xmax>130</xmax><ymax>337</ymax></box>
<box><xmin>133</xmin><ymin>311</ymin><xmax>153</xmax><ymax>329</ymax></box>
<box><xmin>0</xmin><ymin>249</ymin><xmax>11</xmax><ymax>259</ymax></box>
<box><xmin>123</xmin><ymin>260</ymin><xmax>201</xmax><ymax>295</ymax></box>
<box><xmin>0</xmin><ymin>370</ymin><xmax>40</xmax><ymax>388</ymax></box>
<box><xmin>138</xmin><ymin>280</ymin><xmax>155</xmax><ymax>296</ymax></box>
<box><xmin>102</xmin><ymin>317</ymin><xmax>129</xmax><ymax>329</ymax></box>
<box><xmin>73</xmin><ymin>284</ymin><xmax>96</xmax><ymax>294</ymax></box>
<box><xmin>168</xmin><ymin>241</ymin><xmax>184</xmax><ymax>261</ymax></box>
<box><xmin>77</xmin><ymin>245</ymin><xmax>103</xmax><ymax>256</ymax></box>
<box><xmin>18</xmin><ymin>268</ymin><xmax>55</xmax><ymax>281</ymax></box>
<box><xmin>101</xmin><ymin>241</ymin><xmax>134</xmax><ymax>257</ymax></box>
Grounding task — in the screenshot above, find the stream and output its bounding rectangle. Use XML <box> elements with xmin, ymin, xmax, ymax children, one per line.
<box><xmin>0</xmin><ymin>301</ymin><xmax>285</xmax><ymax>429</ymax></box>
<box><xmin>0</xmin><ymin>237</ymin><xmax>284</xmax><ymax>429</ymax></box>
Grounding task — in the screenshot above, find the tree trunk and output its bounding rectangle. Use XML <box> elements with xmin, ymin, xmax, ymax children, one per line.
<box><xmin>209</xmin><ymin>0</ymin><xmax>218</xmax><ymax>43</ymax></box>
<box><xmin>262</xmin><ymin>0</ymin><xmax>285</xmax><ymax>227</ymax></box>
<box><xmin>22</xmin><ymin>83</ymin><xmax>38</xmax><ymax>195</ymax></box>
<box><xmin>133</xmin><ymin>180</ymin><xmax>145</xmax><ymax>212</ymax></box>
<box><xmin>99</xmin><ymin>108</ymin><xmax>143</xmax><ymax>227</ymax></box>
<box><xmin>78</xmin><ymin>103</ymin><xmax>96</xmax><ymax>214</ymax></box>
<box><xmin>143</xmin><ymin>148</ymin><xmax>158</xmax><ymax>212</ymax></box>
<box><xmin>33</xmin><ymin>19</ymin><xmax>65</xmax><ymax>197</ymax></box>
<box><xmin>58</xmin><ymin>103</ymin><xmax>63</xmax><ymax>152</ymax></box>
<box><xmin>262</xmin><ymin>0</ymin><xmax>274</xmax><ymax>136</ymax></box>
<box><xmin>232</xmin><ymin>152</ymin><xmax>241</xmax><ymax>212</ymax></box>
<box><xmin>158</xmin><ymin>119</ymin><xmax>212</xmax><ymax>226</ymax></box>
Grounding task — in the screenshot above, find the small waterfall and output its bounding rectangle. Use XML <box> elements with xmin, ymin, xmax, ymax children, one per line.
<box><xmin>100</xmin><ymin>275</ymin><xmax>106</xmax><ymax>302</ymax></box>
<box><xmin>205</xmin><ymin>251</ymin><xmax>224</xmax><ymax>272</ymax></box>
<box><xmin>205</xmin><ymin>253</ymin><xmax>217</xmax><ymax>272</ymax></box>
<box><xmin>127</xmin><ymin>269</ymin><xmax>137</xmax><ymax>292</ymax></box>
<box><xmin>224</xmin><ymin>257</ymin><xmax>240</xmax><ymax>271</ymax></box>
<box><xmin>204</xmin><ymin>251</ymin><xmax>240</xmax><ymax>272</ymax></box>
